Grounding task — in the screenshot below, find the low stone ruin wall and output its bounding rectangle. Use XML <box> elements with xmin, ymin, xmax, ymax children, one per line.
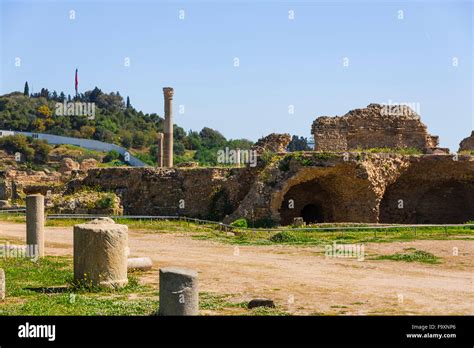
<box><xmin>71</xmin><ymin>166</ymin><xmax>259</xmax><ymax>220</ymax></box>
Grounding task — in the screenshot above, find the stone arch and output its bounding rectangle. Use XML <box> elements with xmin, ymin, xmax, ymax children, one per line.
<box><xmin>270</xmin><ymin>166</ymin><xmax>379</xmax><ymax>225</ymax></box>
<box><xmin>379</xmin><ymin>161</ymin><xmax>474</xmax><ymax>224</ymax></box>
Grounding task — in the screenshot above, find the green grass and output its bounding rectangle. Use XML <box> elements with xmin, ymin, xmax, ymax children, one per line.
<box><xmin>0</xmin><ymin>293</ymin><xmax>158</xmax><ymax>316</ymax></box>
<box><xmin>193</xmin><ymin>225</ymin><xmax>474</xmax><ymax>247</ymax></box>
<box><xmin>199</xmin><ymin>292</ymin><xmax>247</xmax><ymax>311</ymax></box>
<box><xmin>372</xmin><ymin>249</ymin><xmax>441</xmax><ymax>264</ymax></box>
<box><xmin>0</xmin><ymin>255</ymin><xmax>288</xmax><ymax>316</ymax></box>
<box><xmin>0</xmin><ymin>256</ymin><xmax>158</xmax><ymax>315</ymax></box>
<box><xmin>199</xmin><ymin>292</ymin><xmax>289</xmax><ymax>315</ymax></box>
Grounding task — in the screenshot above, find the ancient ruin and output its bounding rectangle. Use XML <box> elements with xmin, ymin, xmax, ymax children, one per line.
<box><xmin>26</xmin><ymin>194</ymin><xmax>45</xmax><ymax>258</ymax></box>
<box><xmin>158</xmin><ymin>267</ymin><xmax>199</xmax><ymax>316</ymax></box>
<box><xmin>73</xmin><ymin>217</ymin><xmax>129</xmax><ymax>288</ymax></box>
<box><xmin>253</xmin><ymin>133</ymin><xmax>291</xmax><ymax>154</ymax></box>
<box><xmin>459</xmin><ymin>131</ymin><xmax>474</xmax><ymax>152</ymax></box>
<box><xmin>1</xmin><ymin>103</ymin><xmax>473</xmax><ymax>226</ymax></box>
<box><xmin>163</xmin><ymin>87</ymin><xmax>174</xmax><ymax>168</ymax></box>
<box><xmin>311</xmin><ymin>104</ymin><xmax>439</xmax><ymax>152</ymax></box>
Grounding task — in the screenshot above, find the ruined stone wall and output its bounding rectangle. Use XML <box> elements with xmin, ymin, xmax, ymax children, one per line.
<box><xmin>64</xmin><ymin>153</ymin><xmax>474</xmax><ymax>225</ymax></box>
<box><xmin>224</xmin><ymin>153</ymin><xmax>408</xmax><ymax>225</ymax></box>
<box><xmin>459</xmin><ymin>131</ymin><xmax>474</xmax><ymax>152</ymax></box>
<box><xmin>225</xmin><ymin>153</ymin><xmax>473</xmax><ymax>225</ymax></box>
<box><xmin>72</xmin><ymin>166</ymin><xmax>259</xmax><ymax>219</ymax></box>
<box><xmin>311</xmin><ymin>104</ymin><xmax>439</xmax><ymax>152</ymax></box>
<box><xmin>253</xmin><ymin>133</ymin><xmax>291</xmax><ymax>154</ymax></box>
<box><xmin>380</xmin><ymin>155</ymin><xmax>474</xmax><ymax>224</ymax></box>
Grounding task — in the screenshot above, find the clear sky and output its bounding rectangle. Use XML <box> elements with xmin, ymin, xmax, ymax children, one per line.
<box><xmin>1</xmin><ymin>0</ymin><xmax>472</xmax><ymax>150</ymax></box>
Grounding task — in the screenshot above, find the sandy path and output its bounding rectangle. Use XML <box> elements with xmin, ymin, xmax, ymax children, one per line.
<box><xmin>1</xmin><ymin>221</ymin><xmax>472</xmax><ymax>315</ymax></box>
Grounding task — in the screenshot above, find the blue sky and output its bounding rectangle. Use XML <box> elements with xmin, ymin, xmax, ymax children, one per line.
<box><xmin>1</xmin><ymin>0</ymin><xmax>472</xmax><ymax>150</ymax></box>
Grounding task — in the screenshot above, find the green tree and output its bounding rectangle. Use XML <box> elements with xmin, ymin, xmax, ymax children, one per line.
<box><xmin>199</xmin><ymin>127</ymin><xmax>226</xmax><ymax>148</ymax></box>
<box><xmin>132</xmin><ymin>131</ymin><xmax>146</xmax><ymax>149</ymax></box>
<box><xmin>31</xmin><ymin>139</ymin><xmax>51</xmax><ymax>164</ymax></box>
<box><xmin>23</xmin><ymin>82</ymin><xmax>29</xmax><ymax>96</ymax></box>
<box><xmin>103</xmin><ymin>150</ymin><xmax>120</xmax><ymax>162</ymax></box>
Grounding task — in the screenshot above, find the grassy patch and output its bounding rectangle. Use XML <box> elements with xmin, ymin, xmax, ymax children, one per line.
<box><xmin>0</xmin><ymin>293</ymin><xmax>157</xmax><ymax>316</ymax></box>
<box><xmin>0</xmin><ymin>256</ymin><xmax>158</xmax><ymax>315</ymax></box>
<box><xmin>198</xmin><ymin>293</ymin><xmax>290</xmax><ymax>315</ymax></box>
<box><xmin>373</xmin><ymin>250</ymin><xmax>441</xmax><ymax>264</ymax></box>
<box><xmin>199</xmin><ymin>292</ymin><xmax>247</xmax><ymax>311</ymax></box>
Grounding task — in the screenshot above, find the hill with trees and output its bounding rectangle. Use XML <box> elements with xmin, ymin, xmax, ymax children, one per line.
<box><xmin>0</xmin><ymin>84</ymin><xmax>310</xmax><ymax>166</ymax></box>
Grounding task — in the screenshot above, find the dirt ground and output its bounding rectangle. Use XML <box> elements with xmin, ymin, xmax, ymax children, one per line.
<box><xmin>0</xmin><ymin>221</ymin><xmax>472</xmax><ymax>315</ymax></box>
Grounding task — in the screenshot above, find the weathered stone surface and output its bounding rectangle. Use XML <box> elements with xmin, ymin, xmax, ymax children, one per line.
<box><xmin>127</xmin><ymin>257</ymin><xmax>153</xmax><ymax>271</ymax></box>
<box><xmin>80</xmin><ymin>158</ymin><xmax>99</xmax><ymax>172</ymax></box>
<box><xmin>49</xmin><ymin>191</ymin><xmax>123</xmax><ymax>215</ymax></box>
<box><xmin>73</xmin><ymin>218</ymin><xmax>128</xmax><ymax>288</ymax></box>
<box><xmin>1</xmin><ymin>168</ymin><xmax>62</xmax><ymax>200</ymax></box>
<box><xmin>459</xmin><ymin>131</ymin><xmax>474</xmax><ymax>152</ymax></box>
<box><xmin>0</xmin><ymin>200</ymin><xmax>11</xmax><ymax>208</ymax></box>
<box><xmin>158</xmin><ymin>267</ymin><xmax>199</xmax><ymax>316</ymax></box>
<box><xmin>248</xmin><ymin>298</ymin><xmax>275</xmax><ymax>309</ymax></box>
<box><xmin>74</xmin><ymin>166</ymin><xmax>259</xmax><ymax>220</ymax></box>
<box><xmin>293</xmin><ymin>217</ymin><xmax>304</xmax><ymax>227</ymax></box>
<box><xmin>380</xmin><ymin>156</ymin><xmax>474</xmax><ymax>223</ymax></box>
<box><xmin>59</xmin><ymin>158</ymin><xmax>80</xmax><ymax>174</ymax></box>
<box><xmin>0</xmin><ymin>268</ymin><xmax>5</xmax><ymax>301</ymax></box>
<box><xmin>26</xmin><ymin>194</ymin><xmax>44</xmax><ymax>258</ymax></box>
<box><xmin>253</xmin><ymin>133</ymin><xmax>291</xmax><ymax>154</ymax></box>
<box><xmin>225</xmin><ymin>153</ymin><xmax>474</xmax><ymax>225</ymax></box>
<box><xmin>311</xmin><ymin>104</ymin><xmax>438</xmax><ymax>152</ymax></box>
<box><xmin>176</xmin><ymin>161</ymin><xmax>199</xmax><ymax>168</ymax></box>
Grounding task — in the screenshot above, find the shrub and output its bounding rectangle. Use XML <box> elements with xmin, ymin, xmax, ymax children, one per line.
<box><xmin>103</xmin><ymin>150</ymin><xmax>120</xmax><ymax>163</ymax></box>
<box><xmin>96</xmin><ymin>193</ymin><xmax>115</xmax><ymax>209</ymax></box>
<box><xmin>270</xmin><ymin>231</ymin><xmax>298</xmax><ymax>243</ymax></box>
<box><xmin>278</xmin><ymin>156</ymin><xmax>291</xmax><ymax>172</ymax></box>
<box><xmin>231</xmin><ymin>218</ymin><xmax>248</xmax><ymax>228</ymax></box>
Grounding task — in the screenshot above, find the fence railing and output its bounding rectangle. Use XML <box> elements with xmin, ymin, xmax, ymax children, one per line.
<box><xmin>46</xmin><ymin>214</ymin><xmax>474</xmax><ymax>234</ymax></box>
<box><xmin>1</xmin><ymin>211</ymin><xmax>473</xmax><ymax>234</ymax></box>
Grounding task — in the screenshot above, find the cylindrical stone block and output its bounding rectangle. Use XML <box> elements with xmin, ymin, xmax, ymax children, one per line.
<box><xmin>127</xmin><ymin>257</ymin><xmax>153</xmax><ymax>271</ymax></box>
<box><xmin>0</xmin><ymin>268</ymin><xmax>5</xmax><ymax>301</ymax></box>
<box><xmin>73</xmin><ymin>218</ymin><xmax>128</xmax><ymax>288</ymax></box>
<box><xmin>159</xmin><ymin>267</ymin><xmax>198</xmax><ymax>316</ymax></box>
<box><xmin>26</xmin><ymin>194</ymin><xmax>45</xmax><ymax>258</ymax></box>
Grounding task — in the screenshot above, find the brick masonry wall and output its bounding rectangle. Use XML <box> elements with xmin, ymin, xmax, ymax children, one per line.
<box><xmin>312</xmin><ymin>104</ymin><xmax>439</xmax><ymax>152</ymax></box>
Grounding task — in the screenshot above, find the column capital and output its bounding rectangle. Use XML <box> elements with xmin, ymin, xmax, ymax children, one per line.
<box><xmin>163</xmin><ymin>87</ymin><xmax>174</xmax><ymax>99</ymax></box>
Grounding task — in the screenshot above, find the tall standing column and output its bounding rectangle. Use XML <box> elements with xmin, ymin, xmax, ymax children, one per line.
<box><xmin>163</xmin><ymin>87</ymin><xmax>174</xmax><ymax>168</ymax></box>
<box><xmin>26</xmin><ymin>194</ymin><xmax>44</xmax><ymax>258</ymax></box>
<box><xmin>157</xmin><ymin>132</ymin><xmax>164</xmax><ymax>168</ymax></box>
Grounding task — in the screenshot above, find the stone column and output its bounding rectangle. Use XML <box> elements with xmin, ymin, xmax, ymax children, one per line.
<box><xmin>163</xmin><ymin>87</ymin><xmax>174</xmax><ymax>168</ymax></box>
<box><xmin>156</xmin><ymin>132</ymin><xmax>164</xmax><ymax>168</ymax></box>
<box><xmin>0</xmin><ymin>268</ymin><xmax>5</xmax><ymax>301</ymax></box>
<box><xmin>158</xmin><ymin>267</ymin><xmax>198</xmax><ymax>316</ymax></box>
<box><xmin>73</xmin><ymin>217</ymin><xmax>128</xmax><ymax>288</ymax></box>
<box><xmin>236</xmin><ymin>148</ymin><xmax>241</xmax><ymax>167</ymax></box>
<box><xmin>26</xmin><ymin>194</ymin><xmax>44</xmax><ymax>258</ymax></box>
